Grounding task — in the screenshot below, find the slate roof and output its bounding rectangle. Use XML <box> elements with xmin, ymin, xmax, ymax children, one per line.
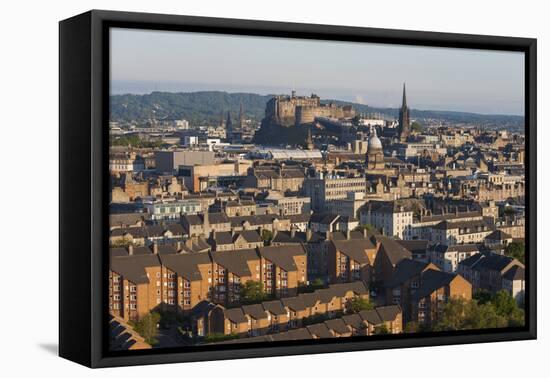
<box><xmin>332</xmin><ymin>238</ymin><xmax>375</xmax><ymax>264</ymax></box>
<box><xmin>306</xmin><ymin>323</ymin><xmax>334</xmax><ymax>338</ymax></box>
<box><xmin>238</xmin><ymin>230</ymin><xmax>262</xmax><ymax>243</ymax></box>
<box><xmin>230</xmin><ymin>214</ymin><xmax>282</xmax><ymax>228</ymax></box>
<box><xmin>183</xmin><ymin>212</ymin><xmax>230</xmax><ymax>226</ymax></box>
<box><xmin>287</xmin><ymin>213</ymin><xmax>311</xmax><ymax>223</ymax></box>
<box><xmin>486</xmin><ymin>229</ymin><xmax>512</xmax><ymax>240</ymax></box>
<box><xmin>262</xmin><ymin>300</ymin><xmax>287</xmax><ymax>316</ymax></box>
<box><xmin>374</xmin><ymin>236</ymin><xmax>412</xmax><ymax>266</ymax></box>
<box><xmin>285</xmin><ymin>328</ymin><xmax>314</xmax><ymax>340</ymax></box>
<box><xmin>413</xmin><ymin>269</ymin><xmax>458</xmax><ymax>299</ymax></box>
<box><xmin>375</xmin><ymin>305</ymin><xmax>401</xmax><ymax>322</ymax></box>
<box><xmin>385</xmin><ymin>259</ymin><xmax>431</xmax><ymax>288</ymax></box>
<box><xmin>324</xmin><ymin>318</ymin><xmax>350</xmax><ymax>335</ymax></box>
<box><xmin>281</xmin><ymin>296</ymin><xmax>307</xmax><ymax>312</ymax></box>
<box><xmin>462</xmin><ymin>252</ymin><xmax>519</xmax><ymax>273</ymax></box>
<box><xmin>224</xmin><ymin>308</ymin><xmax>248</xmax><ymax>324</ymax></box>
<box><xmin>209</xmin><ymin>249</ymin><xmax>257</xmax><ymax>277</ymax></box>
<box><xmin>503</xmin><ymin>265</ymin><xmax>525</xmax><ymax>281</ymax></box>
<box><xmin>396</xmin><ymin>240</ymin><xmax>430</xmax><ymax>256</ymax></box>
<box><xmin>110</xmin><ymin>254</ymin><xmax>161</xmax><ymax>284</ymax></box>
<box><xmin>258</xmin><ymin>244</ymin><xmax>306</xmax><ymax>272</ymax></box>
<box><xmin>432</xmin><ymin>218</ymin><xmax>492</xmax><ymax>231</ymax></box>
<box><xmin>110</xmin><ymin>227</ymin><xmax>147</xmax><ymax>238</ymax></box>
<box><xmin>109</xmin><ymin>213</ymin><xmax>146</xmax><ymax>227</ymax></box>
<box><xmin>159</xmin><ymin>253</ymin><xmax>211</xmax><ymax>281</ymax></box>
<box><xmin>342</xmin><ymin>313</ymin><xmax>364</xmax><ymax>330</ymax></box>
<box><xmin>358</xmin><ymin>309</ymin><xmax>382</xmax><ymax>325</ymax></box>
<box><xmin>272</xmin><ymin>231</ymin><xmax>307</xmax><ymax>244</ymax></box>
<box><xmin>242</xmin><ymin>304</ymin><xmax>268</xmax><ymax>320</ymax></box>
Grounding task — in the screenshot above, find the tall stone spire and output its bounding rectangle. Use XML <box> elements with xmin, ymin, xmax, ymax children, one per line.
<box><xmin>402</xmin><ymin>82</ymin><xmax>407</xmax><ymax>108</ymax></box>
<box><xmin>226</xmin><ymin>110</ymin><xmax>233</xmax><ymax>134</ymax></box>
<box><xmin>398</xmin><ymin>82</ymin><xmax>410</xmax><ymax>143</ymax></box>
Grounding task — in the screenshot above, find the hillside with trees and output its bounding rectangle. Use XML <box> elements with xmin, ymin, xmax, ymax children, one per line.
<box><xmin>110</xmin><ymin>91</ymin><xmax>524</xmax><ymax>130</ymax></box>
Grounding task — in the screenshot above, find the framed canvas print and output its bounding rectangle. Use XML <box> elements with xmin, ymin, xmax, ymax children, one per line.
<box><xmin>59</xmin><ymin>10</ymin><xmax>536</xmax><ymax>368</ymax></box>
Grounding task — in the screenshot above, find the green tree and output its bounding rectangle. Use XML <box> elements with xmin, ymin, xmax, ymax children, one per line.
<box><xmin>404</xmin><ymin>321</ymin><xmax>419</xmax><ymax>333</ymax></box>
<box><xmin>349</xmin><ymin>297</ymin><xmax>375</xmax><ymax>313</ymax></box>
<box><xmin>434</xmin><ymin>298</ymin><xmax>509</xmax><ymax>331</ymax></box>
<box><xmin>204</xmin><ymin>333</ymin><xmax>239</xmax><ymax>343</ymax></box>
<box><xmin>505</xmin><ymin>241</ymin><xmax>525</xmax><ymax>264</ymax></box>
<box><xmin>261</xmin><ymin>229</ymin><xmax>273</xmax><ymax>244</ymax></box>
<box><xmin>411</xmin><ymin>121</ymin><xmax>423</xmax><ymax>133</ymax></box>
<box><xmin>503</xmin><ymin>207</ymin><xmax>517</xmax><ymax>216</ymax></box>
<box><xmin>354</xmin><ymin>224</ymin><xmax>377</xmax><ymax>234</ymax></box>
<box><xmin>373</xmin><ymin>324</ymin><xmax>389</xmax><ymax>335</ymax></box>
<box><xmin>297</xmin><ymin>278</ymin><xmax>325</xmax><ymax>293</ymax></box>
<box><xmin>473</xmin><ymin>289</ymin><xmax>493</xmax><ymax>305</ymax></box>
<box><xmin>134</xmin><ymin>312</ymin><xmax>161</xmax><ymax>345</ymax></box>
<box><xmin>492</xmin><ymin>290</ymin><xmax>517</xmax><ymax>317</ymax></box>
<box><xmin>240</xmin><ymin>281</ymin><xmax>268</xmax><ymax>304</ymax></box>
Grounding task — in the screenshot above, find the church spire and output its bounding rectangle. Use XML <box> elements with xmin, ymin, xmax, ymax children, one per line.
<box><xmin>402</xmin><ymin>82</ymin><xmax>407</xmax><ymax>109</ymax></box>
<box><xmin>238</xmin><ymin>101</ymin><xmax>244</xmax><ymax>129</ymax></box>
<box><xmin>398</xmin><ymin>83</ymin><xmax>410</xmax><ymax>143</ymax></box>
<box><xmin>226</xmin><ymin>110</ymin><xmax>232</xmax><ymax>133</ymax></box>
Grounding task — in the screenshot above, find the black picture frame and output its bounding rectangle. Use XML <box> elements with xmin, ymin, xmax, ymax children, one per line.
<box><xmin>59</xmin><ymin>9</ymin><xmax>537</xmax><ymax>368</ymax></box>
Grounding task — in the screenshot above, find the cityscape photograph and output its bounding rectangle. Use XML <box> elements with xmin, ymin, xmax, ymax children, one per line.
<box><xmin>108</xmin><ymin>28</ymin><xmax>527</xmax><ymax>351</ymax></box>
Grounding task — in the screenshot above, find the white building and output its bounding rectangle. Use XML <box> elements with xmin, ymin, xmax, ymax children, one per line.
<box><xmin>144</xmin><ymin>199</ymin><xmax>202</xmax><ymax>221</ymax></box>
<box><xmin>431</xmin><ymin>218</ymin><xmax>493</xmax><ymax>245</ymax></box>
<box><xmin>429</xmin><ymin>244</ymin><xmax>481</xmax><ymax>272</ymax></box>
<box><xmin>175</xmin><ymin>119</ymin><xmax>189</xmax><ymax>130</ymax></box>
<box><xmin>360</xmin><ymin>201</ymin><xmax>413</xmax><ymax>239</ymax></box>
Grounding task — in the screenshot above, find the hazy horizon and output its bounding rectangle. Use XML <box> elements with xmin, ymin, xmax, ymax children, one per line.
<box><xmin>111</xmin><ymin>28</ymin><xmax>525</xmax><ymax>116</ymax></box>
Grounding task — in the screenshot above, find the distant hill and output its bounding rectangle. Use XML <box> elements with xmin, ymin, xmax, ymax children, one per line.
<box><xmin>110</xmin><ymin>91</ymin><xmax>270</xmax><ymax>125</ymax></box>
<box><xmin>110</xmin><ymin>91</ymin><xmax>524</xmax><ymax>129</ymax></box>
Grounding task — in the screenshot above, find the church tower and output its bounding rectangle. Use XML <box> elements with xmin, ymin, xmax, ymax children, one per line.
<box><xmin>226</xmin><ymin>111</ymin><xmax>233</xmax><ymax>137</ymax></box>
<box><xmin>398</xmin><ymin>83</ymin><xmax>410</xmax><ymax>142</ymax></box>
<box><xmin>305</xmin><ymin>127</ymin><xmax>314</xmax><ymax>150</ymax></box>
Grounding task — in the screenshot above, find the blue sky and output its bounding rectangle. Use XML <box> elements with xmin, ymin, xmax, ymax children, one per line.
<box><xmin>110</xmin><ymin>28</ymin><xmax>525</xmax><ymax>115</ymax></box>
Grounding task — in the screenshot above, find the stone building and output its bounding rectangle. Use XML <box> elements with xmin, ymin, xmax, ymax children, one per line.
<box><xmin>265</xmin><ymin>91</ymin><xmax>355</xmax><ymax>127</ymax></box>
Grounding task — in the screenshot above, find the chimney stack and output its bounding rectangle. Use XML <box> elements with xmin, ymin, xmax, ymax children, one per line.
<box><xmin>363</xmin><ymin>227</ymin><xmax>368</xmax><ymax>239</ymax></box>
<box><xmin>290</xmin><ymin>227</ymin><xmax>296</xmax><ymax>238</ymax></box>
<box><xmin>346</xmin><ymin>229</ymin><xmax>351</xmax><ymax>240</ymax></box>
<box><xmin>128</xmin><ymin>244</ymin><xmax>134</xmax><ymax>256</ymax></box>
<box><xmin>306</xmin><ymin>228</ymin><xmax>312</xmax><ymax>242</ymax></box>
<box><xmin>152</xmin><ymin>243</ymin><xmax>158</xmax><ymax>254</ymax></box>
